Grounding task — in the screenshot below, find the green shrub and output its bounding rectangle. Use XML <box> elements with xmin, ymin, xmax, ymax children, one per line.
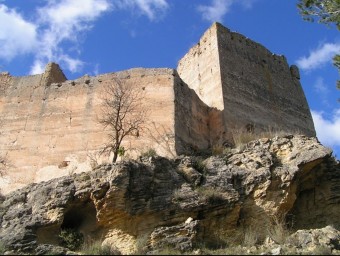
<box><xmin>196</xmin><ymin>186</ymin><xmax>225</xmax><ymax>205</ymax></box>
<box><xmin>59</xmin><ymin>228</ymin><xmax>84</xmax><ymax>251</ymax></box>
<box><xmin>117</xmin><ymin>147</ymin><xmax>126</xmax><ymax>157</ymax></box>
<box><xmin>311</xmin><ymin>245</ymin><xmax>332</xmax><ymax>255</ymax></box>
<box><xmin>192</xmin><ymin>159</ymin><xmax>206</xmax><ymax>174</ymax></box>
<box><xmin>0</xmin><ymin>241</ymin><xmax>6</xmax><ymax>254</ymax></box>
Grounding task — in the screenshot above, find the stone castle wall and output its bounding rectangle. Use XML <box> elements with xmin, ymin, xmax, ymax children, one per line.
<box><xmin>0</xmin><ymin>22</ymin><xmax>315</xmax><ymax>193</ymax></box>
<box><xmin>178</xmin><ymin>22</ymin><xmax>315</xmax><ymax>137</ymax></box>
<box><xmin>216</xmin><ymin>24</ymin><xmax>315</xmax><ymax>136</ymax></box>
<box><xmin>0</xmin><ymin>67</ymin><xmax>196</xmax><ymax>192</ymax></box>
<box><xmin>177</xmin><ymin>23</ymin><xmax>223</xmax><ymax>110</ymax></box>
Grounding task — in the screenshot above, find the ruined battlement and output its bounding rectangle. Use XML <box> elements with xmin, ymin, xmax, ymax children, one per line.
<box><xmin>0</xmin><ymin>22</ymin><xmax>315</xmax><ymax>193</ymax></box>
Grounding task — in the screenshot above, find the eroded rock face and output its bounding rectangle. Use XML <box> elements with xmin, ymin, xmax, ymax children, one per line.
<box><xmin>289</xmin><ymin>225</ymin><xmax>340</xmax><ymax>252</ymax></box>
<box><xmin>0</xmin><ymin>135</ymin><xmax>339</xmax><ymax>254</ymax></box>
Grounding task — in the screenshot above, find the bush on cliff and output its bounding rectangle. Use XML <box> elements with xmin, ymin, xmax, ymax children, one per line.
<box><xmin>59</xmin><ymin>228</ymin><xmax>84</xmax><ymax>251</ymax></box>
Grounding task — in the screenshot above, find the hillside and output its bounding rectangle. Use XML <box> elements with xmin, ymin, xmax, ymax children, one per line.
<box><xmin>1</xmin><ymin>135</ymin><xmax>339</xmax><ymax>255</ymax></box>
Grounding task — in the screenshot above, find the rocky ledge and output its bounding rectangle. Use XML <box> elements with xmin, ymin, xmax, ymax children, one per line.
<box><xmin>0</xmin><ymin>135</ymin><xmax>339</xmax><ymax>254</ymax></box>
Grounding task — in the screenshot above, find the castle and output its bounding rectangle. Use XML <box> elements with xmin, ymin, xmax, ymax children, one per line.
<box><xmin>0</xmin><ymin>22</ymin><xmax>315</xmax><ymax>193</ymax></box>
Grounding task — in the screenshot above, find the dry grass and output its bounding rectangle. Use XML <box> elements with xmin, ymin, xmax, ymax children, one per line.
<box><xmin>80</xmin><ymin>239</ymin><xmax>119</xmax><ymax>255</ymax></box>
<box><xmin>0</xmin><ymin>241</ymin><xmax>5</xmax><ymax>255</ymax></box>
<box><xmin>266</xmin><ymin>214</ymin><xmax>291</xmax><ymax>245</ymax></box>
<box><xmin>212</xmin><ymin>144</ymin><xmax>224</xmax><ymax>156</ymax></box>
<box><xmin>243</xmin><ymin>226</ymin><xmax>259</xmax><ymax>247</ymax></box>
<box><xmin>310</xmin><ymin>245</ymin><xmax>333</xmax><ymax>255</ymax></box>
<box><xmin>134</xmin><ymin>234</ymin><xmax>150</xmax><ymax>255</ymax></box>
<box><xmin>172</xmin><ymin>189</ymin><xmax>187</xmax><ymax>202</ymax></box>
<box><xmin>140</xmin><ymin>148</ymin><xmax>157</xmax><ymax>158</ymax></box>
<box><xmin>152</xmin><ymin>247</ymin><xmax>183</xmax><ymax>255</ymax></box>
<box><xmin>87</xmin><ymin>151</ymin><xmax>101</xmax><ymax>169</ymax></box>
<box><xmin>196</xmin><ymin>186</ymin><xmax>225</xmax><ymax>205</ymax></box>
<box><xmin>231</xmin><ymin>127</ymin><xmax>300</xmax><ymax>150</ymax></box>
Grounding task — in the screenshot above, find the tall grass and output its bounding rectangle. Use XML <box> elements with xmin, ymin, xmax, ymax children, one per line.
<box><xmin>81</xmin><ymin>239</ymin><xmax>120</xmax><ymax>255</ymax></box>
<box><xmin>232</xmin><ymin>128</ymin><xmax>299</xmax><ymax>150</ymax></box>
<box><xmin>266</xmin><ymin>214</ymin><xmax>291</xmax><ymax>245</ymax></box>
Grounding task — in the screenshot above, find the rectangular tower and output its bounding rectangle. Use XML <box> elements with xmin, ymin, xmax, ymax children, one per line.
<box><xmin>178</xmin><ymin>22</ymin><xmax>315</xmax><ymax>139</ymax></box>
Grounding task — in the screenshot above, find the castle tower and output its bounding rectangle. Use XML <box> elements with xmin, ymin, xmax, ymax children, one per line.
<box><xmin>0</xmin><ymin>23</ymin><xmax>317</xmax><ymax>194</ymax></box>
<box><xmin>178</xmin><ymin>22</ymin><xmax>315</xmax><ymax>137</ymax></box>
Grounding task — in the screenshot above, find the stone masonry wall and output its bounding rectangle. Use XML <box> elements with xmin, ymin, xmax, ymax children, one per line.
<box><xmin>0</xmin><ymin>66</ymin><xmax>186</xmax><ymax>193</ymax></box>
<box><xmin>177</xmin><ymin>23</ymin><xmax>230</xmax><ymax>148</ymax></box>
<box><xmin>216</xmin><ymin>23</ymin><xmax>315</xmax><ymax>136</ymax></box>
<box><xmin>0</xmin><ymin>22</ymin><xmax>316</xmax><ymax>193</ymax></box>
<box><xmin>174</xmin><ymin>76</ymin><xmax>210</xmax><ymax>154</ymax></box>
<box><xmin>177</xmin><ymin>23</ymin><xmax>224</xmax><ymax>110</ymax></box>
<box><xmin>177</xmin><ymin>22</ymin><xmax>315</xmax><ymax>138</ymax></box>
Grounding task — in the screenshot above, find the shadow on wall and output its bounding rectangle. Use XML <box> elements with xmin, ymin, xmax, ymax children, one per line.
<box><xmin>173</xmin><ymin>76</ymin><xmax>232</xmax><ymax>156</ymax></box>
<box><xmin>146</xmin><ymin>122</ymin><xmax>177</xmax><ymax>158</ymax></box>
<box><xmin>172</xmin><ymin>75</ymin><xmax>301</xmax><ymax>156</ymax></box>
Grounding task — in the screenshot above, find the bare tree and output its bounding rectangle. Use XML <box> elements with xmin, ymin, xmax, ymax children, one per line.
<box><xmin>99</xmin><ymin>77</ymin><xmax>147</xmax><ymax>163</ymax></box>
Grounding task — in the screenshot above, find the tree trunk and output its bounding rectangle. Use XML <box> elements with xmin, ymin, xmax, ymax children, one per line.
<box><xmin>112</xmin><ymin>151</ymin><xmax>118</xmax><ymax>163</ymax></box>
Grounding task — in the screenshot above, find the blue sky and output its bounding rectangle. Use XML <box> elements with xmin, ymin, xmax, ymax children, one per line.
<box><xmin>0</xmin><ymin>0</ymin><xmax>339</xmax><ymax>158</ymax></box>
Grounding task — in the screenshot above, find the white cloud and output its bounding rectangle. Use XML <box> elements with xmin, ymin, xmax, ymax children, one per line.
<box><xmin>313</xmin><ymin>77</ymin><xmax>330</xmax><ymax>95</ymax></box>
<box><xmin>296</xmin><ymin>42</ymin><xmax>340</xmax><ymax>71</ymax></box>
<box><xmin>197</xmin><ymin>0</ymin><xmax>233</xmax><ymax>22</ymax></box>
<box><xmin>59</xmin><ymin>54</ymin><xmax>84</xmax><ymax>73</ymax></box>
<box><xmin>197</xmin><ymin>0</ymin><xmax>257</xmax><ymax>22</ymax></box>
<box><xmin>1</xmin><ymin>0</ymin><xmax>170</xmax><ymax>75</ymax></box>
<box><xmin>313</xmin><ymin>77</ymin><xmax>331</xmax><ymax>107</ymax></box>
<box><xmin>239</xmin><ymin>0</ymin><xmax>257</xmax><ymax>9</ymax></box>
<box><xmin>29</xmin><ymin>0</ymin><xmax>111</xmax><ymax>74</ymax></box>
<box><xmin>0</xmin><ymin>4</ymin><xmax>38</xmax><ymax>60</ymax></box>
<box><xmin>93</xmin><ymin>63</ymin><xmax>100</xmax><ymax>76</ymax></box>
<box><xmin>311</xmin><ymin>109</ymin><xmax>340</xmax><ymax>148</ymax></box>
<box><xmin>39</xmin><ymin>0</ymin><xmax>111</xmax><ymax>26</ymax></box>
<box><xmin>30</xmin><ymin>60</ymin><xmax>45</xmax><ymax>75</ymax></box>
<box><xmin>114</xmin><ymin>0</ymin><xmax>169</xmax><ymax>20</ymax></box>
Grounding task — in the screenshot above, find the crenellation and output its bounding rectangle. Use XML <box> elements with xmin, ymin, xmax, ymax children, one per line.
<box><xmin>42</xmin><ymin>62</ymin><xmax>67</xmax><ymax>86</ymax></box>
<box><xmin>290</xmin><ymin>65</ymin><xmax>301</xmax><ymax>80</ymax></box>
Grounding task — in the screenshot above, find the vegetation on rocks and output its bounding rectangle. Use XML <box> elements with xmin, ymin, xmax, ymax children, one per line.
<box><xmin>58</xmin><ymin>229</ymin><xmax>84</xmax><ymax>251</ymax></box>
<box><xmin>0</xmin><ymin>135</ymin><xmax>339</xmax><ymax>255</ymax></box>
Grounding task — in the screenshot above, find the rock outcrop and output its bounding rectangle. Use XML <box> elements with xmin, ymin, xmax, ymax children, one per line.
<box><xmin>0</xmin><ymin>135</ymin><xmax>339</xmax><ymax>254</ymax></box>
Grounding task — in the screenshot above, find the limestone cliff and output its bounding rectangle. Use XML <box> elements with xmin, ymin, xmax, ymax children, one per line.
<box><xmin>0</xmin><ymin>135</ymin><xmax>339</xmax><ymax>255</ymax></box>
